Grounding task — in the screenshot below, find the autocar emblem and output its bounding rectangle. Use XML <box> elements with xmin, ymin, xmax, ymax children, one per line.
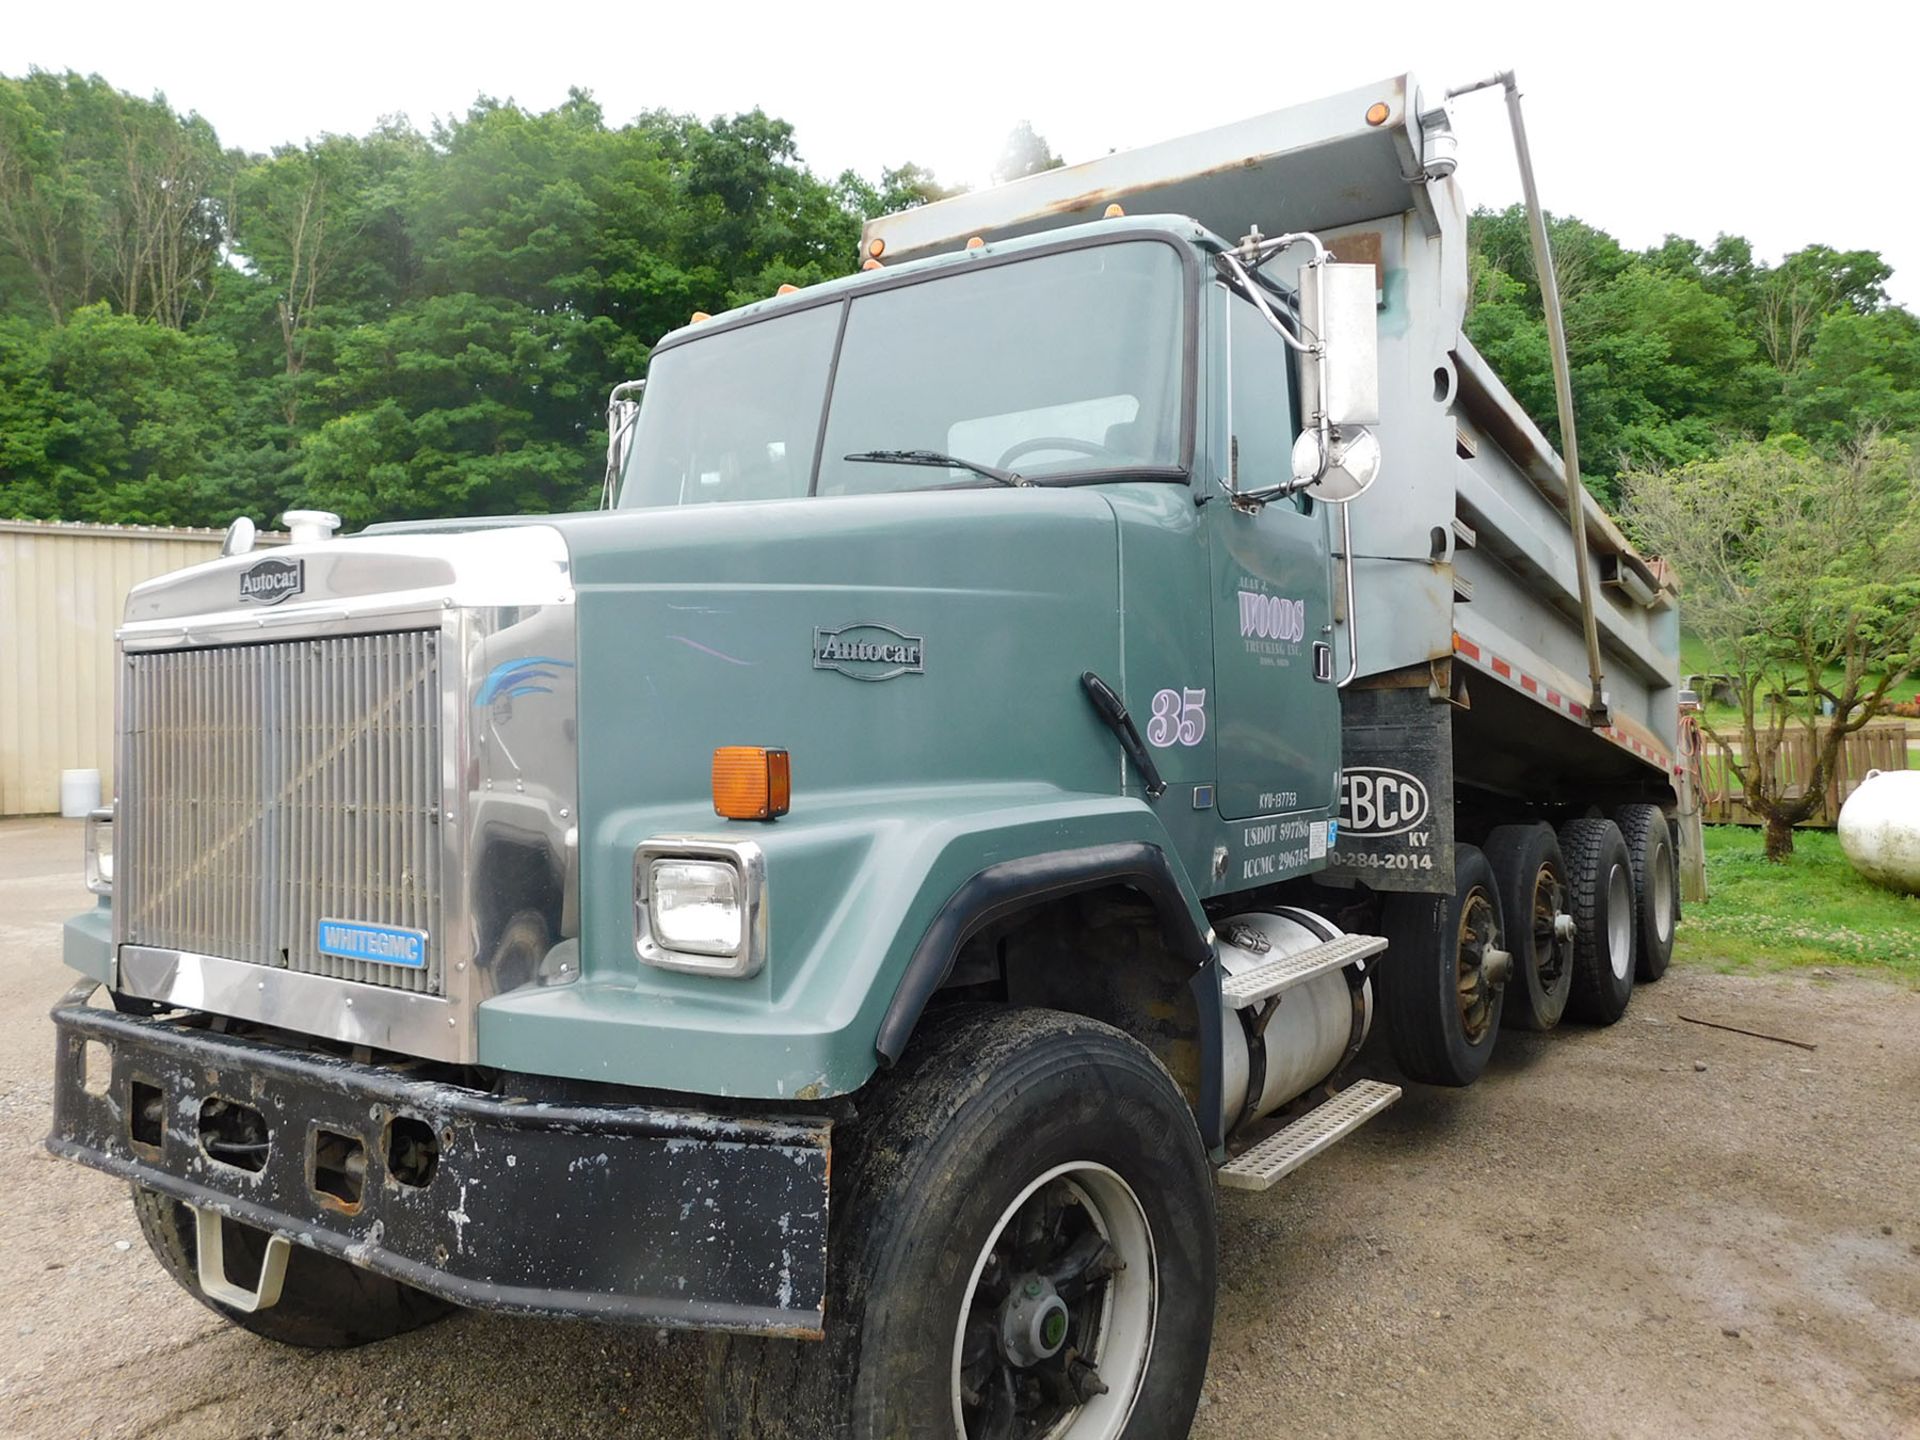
<box><xmin>237</xmin><ymin>557</ymin><xmax>304</xmax><ymax>606</ymax></box>
<box><xmin>812</xmin><ymin>622</ymin><xmax>925</xmax><ymax>682</ymax></box>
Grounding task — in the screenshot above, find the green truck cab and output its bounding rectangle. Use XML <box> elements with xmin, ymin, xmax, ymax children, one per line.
<box><xmin>49</xmin><ymin>77</ymin><xmax>1683</xmax><ymax>1438</ymax></box>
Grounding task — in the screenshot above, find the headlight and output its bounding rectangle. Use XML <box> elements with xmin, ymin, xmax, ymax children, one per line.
<box><xmin>85</xmin><ymin>807</ymin><xmax>114</xmax><ymax>896</ymax></box>
<box><xmin>649</xmin><ymin>860</ymin><xmax>742</xmax><ymax>955</ymax></box>
<box><xmin>634</xmin><ymin>838</ymin><xmax>767</xmax><ymax>978</ymax></box>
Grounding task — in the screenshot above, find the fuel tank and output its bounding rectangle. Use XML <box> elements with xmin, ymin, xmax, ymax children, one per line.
<box><xmin>1216</xmin><ymin>907</ymin><xmax>1372</xmax><ymax>1132</ymax></box>
<box><xmin>1837</xmin><ymin>769</ymin><xmax>1920</xmax><ymax>896</ymax></box>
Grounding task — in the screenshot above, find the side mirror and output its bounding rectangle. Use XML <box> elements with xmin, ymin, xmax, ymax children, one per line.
<box><xmin>1293</xmin><ymin>261</ymin><xmax>1382</xmax><ymax>503</ymax></box>
<box><xmin>1298</xmin><ymin>262</ymin><xmax>1379</xmax><ymax>428</ymax></box>
<box><xmin>602</xmin><ymin>379</ymin><xmax>646</xmax><ymax>508</ymax></box>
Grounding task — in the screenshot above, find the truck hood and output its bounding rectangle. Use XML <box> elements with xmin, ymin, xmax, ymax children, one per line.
<box><xmin>553</xmin><ymin>489</ymin><xmax>1127</xmax><ymax>814</ymax></box>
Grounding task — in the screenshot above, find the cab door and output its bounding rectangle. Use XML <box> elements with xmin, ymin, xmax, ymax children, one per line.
<box><xmin>1207</xmin><ymin>283</ymin><xmax>1341</xmax><ymax>821</ymax></box>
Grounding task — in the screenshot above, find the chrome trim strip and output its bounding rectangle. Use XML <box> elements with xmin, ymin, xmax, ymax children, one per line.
<box><xmin>116</xmin><ymin>946</ymin><xmax>467</xmax><ymax>1062</ymax></box>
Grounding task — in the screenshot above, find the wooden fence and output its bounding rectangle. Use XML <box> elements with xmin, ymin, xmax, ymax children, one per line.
<box><xmin>1700</xmin><ymin>722</ymin><xmax>1910</xmax><ymax>828</ymax></box>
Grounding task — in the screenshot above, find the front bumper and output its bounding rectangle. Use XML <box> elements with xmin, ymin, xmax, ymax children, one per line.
<box><xmin>46</xmin><ymin>988</ymin><xmax>831</xmax><ymax>1336</ymax></box>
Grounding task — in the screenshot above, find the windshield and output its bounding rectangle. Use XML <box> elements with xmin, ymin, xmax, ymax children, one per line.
<box><xmin>617</xmin><ymin>239</ymin><xmax>1187</xmax><ymax>508</ymax></box>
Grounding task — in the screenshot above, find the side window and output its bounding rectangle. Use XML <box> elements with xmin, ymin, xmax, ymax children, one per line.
<box><xmin>1228</xmin><ymin>292</ymin><xmax>1309</xmax><ymax>513</ymax></box>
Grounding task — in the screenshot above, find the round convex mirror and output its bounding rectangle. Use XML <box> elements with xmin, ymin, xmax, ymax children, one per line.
<box><xmin>1305</xmin><ymin>427</ymin><xmax>1381</xmax><ymax>503</ymax></box>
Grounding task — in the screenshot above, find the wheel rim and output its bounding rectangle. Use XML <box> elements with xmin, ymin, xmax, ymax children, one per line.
<box><xmin>1455</xmin><ymin>886</ymin><xmax>1501</xmax><ymax>1043</ymax></box>
<box><xmin>1652</xmin><ymin>842</ymin><xmax>1675</xmax><ymax>945</ymax></box>
<box><xmin>951</xmin><ymin>1162</ymin><xmax>1157</xmax><ymax>1440</ymax></box>
<box><xmin>1606</xmin><ymin>862</ymin><xmax>1633</xmax><ymax>981</ymax></box>
<box><xmin>1529</xmin><ymin>863</ymin><xmax>1569</xmax><ymax>992</ymax></box>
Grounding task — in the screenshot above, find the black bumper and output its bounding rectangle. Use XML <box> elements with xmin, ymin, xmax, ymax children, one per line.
<box><xmin>47</xmin><ymin>992</ymin><xmax>831</xmax><ymax>1336</ymax></box>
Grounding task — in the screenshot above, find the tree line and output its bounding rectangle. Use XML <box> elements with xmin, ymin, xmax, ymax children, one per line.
<box><xmin>1</xmin><ymin>68</ymin><xmax>1914</xmax><ymax>531</ymax></box>
<box><xmin>1467</xmin><ymin>209</ymin><xmax>1918</xmax><ymax>504</ymax></box>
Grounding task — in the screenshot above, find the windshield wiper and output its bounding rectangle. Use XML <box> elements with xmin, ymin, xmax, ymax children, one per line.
<box><xmin>843</xmin><ymin>449</ymin><xmax>1029</xmax><ymax>487</ymax></box>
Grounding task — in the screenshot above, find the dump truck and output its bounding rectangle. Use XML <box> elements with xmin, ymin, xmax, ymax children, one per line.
<box><xmin>49</xmin><ymin>73</ymin><xmax>1683</xmax><ymax>1439</ymax></box>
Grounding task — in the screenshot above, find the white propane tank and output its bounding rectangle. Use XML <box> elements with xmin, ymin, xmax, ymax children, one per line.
<box><xmin>1837</xmin><ymin>769</ymin><xmax>1920</xmax><ymax>896</ymax></box>
<box><xmin>1216</xmin><ymin>907</ymin><xmax>1372</xmax><ymax>1132</ymax></box>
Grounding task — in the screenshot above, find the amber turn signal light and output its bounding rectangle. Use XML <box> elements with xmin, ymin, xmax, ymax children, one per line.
<box><xmin>712</xmin><ymin>747</ymin><xmax>791</xmax><ymax>821</ymax></box>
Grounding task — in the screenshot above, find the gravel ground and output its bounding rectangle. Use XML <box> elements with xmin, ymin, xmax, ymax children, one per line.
<box><xmin>2</xmin><ymin>816</ymin><xmax>1916</xmax><ymax>1439</ymax></box>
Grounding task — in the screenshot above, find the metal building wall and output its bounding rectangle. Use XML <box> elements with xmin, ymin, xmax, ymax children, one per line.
<box><xmin>0</xmin><ymin>521</ymin><xmax>280</xmax><ymax>817</ymax></box>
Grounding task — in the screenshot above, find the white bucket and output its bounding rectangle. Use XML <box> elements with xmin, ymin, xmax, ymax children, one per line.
<box><xmin>59</xmin><ymin>769</ymin><xmax>102</xmax><ymax>819</ymax></box>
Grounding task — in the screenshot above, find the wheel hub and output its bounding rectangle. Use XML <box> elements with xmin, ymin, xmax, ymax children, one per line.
<box><xmin>1455</xmin><ymin>888</ymin><xmax>1504</xmax><ymax>1043</ymax></box>
<box><xmin>999</xmin><ymin>1274</ymin><xmax>1072</xmax><ymax>1365</ymax></box>
<box><xmin>953</xmin><ymin>1166</ymin><xmax>1154</xmax><ymax>1440</ymax></box>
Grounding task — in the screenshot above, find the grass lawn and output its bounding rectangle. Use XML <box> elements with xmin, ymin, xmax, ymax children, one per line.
<box><xmin>1675</xmin><ymin>824</ymin><xmax>1920</xmax><ymax>981</ymax></box>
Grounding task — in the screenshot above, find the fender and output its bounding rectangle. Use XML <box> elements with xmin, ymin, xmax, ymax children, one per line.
<box><xmin>874</xmin><ymin>841</ymin><xmax>1226</xmax><ymax>1150</ymax></box>
<box><xmin>484</xmin><ymin>791</ymin><xmax>1217</xmax><ymax>1104</ymax></box>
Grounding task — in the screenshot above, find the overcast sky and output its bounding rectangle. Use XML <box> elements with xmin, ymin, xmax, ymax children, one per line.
<box><xmin>9</xmin><ymin>1</ymin><xmax>1918</xmax><ymax>305</ymax></box>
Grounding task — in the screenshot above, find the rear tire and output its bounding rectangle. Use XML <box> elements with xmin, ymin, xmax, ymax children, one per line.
<box><xmin>1558</xmin><ymin>818</ymin><xmax>1636</xmax><ymax>1025</ymax></box>
<box><xmin>1484</xmin><ymin>824</ymin><xmax>1574</xmax><ymax>1032</ymax></box>
<box><xmin>1378</xmin><ymin>844</ymin><xmax>1507</xmax><ymax>1087</ymax></box>
<box><xmin>131</xmin><ymin>1185</ymin><xmax>454</xmax><ymax>1349</ymax></box>
<box><xmin>1615</xmin><ymin>804</ymin><xmax>1677</xmax><ymax>981</ymax></box>
<box><xmin>705</xmin><ymin>1006</ymin><xmax>1216</xmax><ymax>1440</ymax></box>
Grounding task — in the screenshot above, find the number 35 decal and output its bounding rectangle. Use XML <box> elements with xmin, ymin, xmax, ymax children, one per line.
<box><xmin>1146</xmin><ymin>687</ymin><xmax>1207</xmax><ymax>747</ymax></box>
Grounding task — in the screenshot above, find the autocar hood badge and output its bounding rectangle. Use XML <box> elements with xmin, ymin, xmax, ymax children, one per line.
<box><xmin>238</xmin><ymin>556</ymin><xmax>305</xmax><ymax>606</ymax></box>
<box><xmin>812</xmin><ymin>622</ymin><xmax>925</xmax><ymax>682</ymax></box>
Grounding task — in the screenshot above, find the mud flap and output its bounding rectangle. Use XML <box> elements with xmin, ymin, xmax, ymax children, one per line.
<box><xmin>1326</xmin><ymin>679</ymin><xmax>1455</xmax><ymax>893</ymax></box>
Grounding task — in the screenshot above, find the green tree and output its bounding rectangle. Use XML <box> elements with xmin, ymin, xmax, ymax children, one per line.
<box><xmin>1752</xmin><ymin>245</ymin><xmax>1891</xmax><ymax>375</ymax></box>
<box><xmin>1623</xmin><ymin>436</ymin><xmax>1920</xmax><ymax>860</ymax></box>
<box><xmin>0</xmin><ymin>70</ymin><xmax>230</xmax><ymax>329</ymax></box>
<box><xmin>300</xmin><ymin>290</ymin><xmax>599</xmax><ymax>525</ymax></box>
<box><xmin>0</xmin><ymin>302</ymin><xmax>242</xmax><ymax>523</ymax></box>
<box><xmin>836</xmin><ymin>162</ymin><xmax>961</xmax><ymax>220</ymax></box>
<box><xmin>0</xmin><ymin>75</ymin><xmax>925</xmax><ymax>529</ymax></box>
<box><xmin>1783</xmin><ymin>307</ymin><xmax>1920</xmax><ymax>443</ymax></box>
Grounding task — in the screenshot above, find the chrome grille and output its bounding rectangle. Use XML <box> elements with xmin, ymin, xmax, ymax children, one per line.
<box><xmin>119</xmin><ymin>632</ymin><xmax>444</xmax><ymax>994</ymax></box>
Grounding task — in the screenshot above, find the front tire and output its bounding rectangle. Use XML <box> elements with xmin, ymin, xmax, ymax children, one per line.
<box><xmin>706</xmin><ymin>1006</ymin><xmax>1216</xmax><ymax>1440</ymax></box>
<box><xmin>1377</xmin><ymin>844</ymin><xmax>1508</xmax><ymax>1087</ymax></box>
<box><xmin>131</xmin><ymin>1185</ymin><xmax>454</xmax><ymax>1348</ymax></box>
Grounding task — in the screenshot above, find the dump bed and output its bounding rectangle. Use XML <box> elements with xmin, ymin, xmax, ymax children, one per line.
<box><xmin>865</xmin><ymin>76</ymin><xmax>1681</xmax><ymax>790</ymax></box>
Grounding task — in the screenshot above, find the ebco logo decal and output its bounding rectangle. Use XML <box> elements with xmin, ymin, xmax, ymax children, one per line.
<box><xmin>812</xmin><ymin>622</ymin><xmax>924</xmax><ymax>682</ymax></box>
<box><xmin>1339</xmin><ymin>767</ymin><xmax>1431</xmax><ymax>837</ymax></box>
<box><xmin>238</xmin><ymin>557</ymin><xmax>304</xmax><ymax>606</ymax></box>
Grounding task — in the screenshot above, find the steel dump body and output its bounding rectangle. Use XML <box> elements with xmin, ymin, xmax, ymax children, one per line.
<box><xmin>865</xmin><ymin>74</ymin><xmax>1682</xmax><ymax>836</ymax></box>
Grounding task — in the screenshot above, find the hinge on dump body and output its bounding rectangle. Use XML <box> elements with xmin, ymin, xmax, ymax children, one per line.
<box><xmin>1350</xmin><ymin>657</ymin><xmax>1465</xmax><ymax>707</ymax></box>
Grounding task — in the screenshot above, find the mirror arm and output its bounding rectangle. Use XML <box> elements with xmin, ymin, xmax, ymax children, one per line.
<box><xmin>1215</xmin><ymin>241</ymin><xmax>1338</xmax><ymax>489</ymax></box>
<box><xmin>1334</xmin><ymin>503</ymin><xmax>1361</xmax><ymax>688</ymax></box>
<box><xmin>1213</xmin><ymin>250</ymin><xmax>1314</xmax><ymax>355</ymax></box>
<box><xmin>601</xmin><ymin>378</ymin><xmax>646</xmax><ymax>509</ymax></box>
